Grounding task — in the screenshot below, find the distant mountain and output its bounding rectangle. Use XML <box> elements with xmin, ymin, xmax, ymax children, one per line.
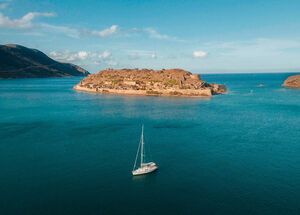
<box><xmin>0</xmin><ymin>44</ymin><xmax>89</xmax><ymax>78</ymax></box>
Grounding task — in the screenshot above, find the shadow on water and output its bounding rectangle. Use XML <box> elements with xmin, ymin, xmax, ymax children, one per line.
<box><xmin>0</xmin><ymin>121</ymin><xmax>53</xmax><ymax>139</ymax></box>
<box><xmin>70</xmin><ymin>122</ymin><xmax>133</xmax><ymax>135</ymax></box>
<box><xmin>131</xmin><ymin>170</ymin><xmax>159</xmax><ymax>183</ymax></box>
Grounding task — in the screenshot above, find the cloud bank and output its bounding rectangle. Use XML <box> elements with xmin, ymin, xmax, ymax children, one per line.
<box><xmin>49</xmin><ymin>50</ymin><xmax>117</xmax><ymax>67</ymax></box>
<box><xmin>91</xmin><ymin>25</ymin><xmax>119</xmax><ymax>37</ymax></box>
<box><xmin>0</xmin><ymin>12</ymin><xmax>55</xmax><ymax>29</ymax></box>
<box><xmin>0</xmin><ymin>11</ymin><xmax>181</xmax><ymax>42</ymax></box>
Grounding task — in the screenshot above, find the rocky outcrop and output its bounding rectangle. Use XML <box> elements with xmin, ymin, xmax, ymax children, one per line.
<box><xmin>0</xmin><ymin>44</ymin><xmax>89</xmax><ymax>78</ymax></box>
<box><xmin>283</xmin><ymin>74</ymin><xmax>300</xmax><ymax>88</ymax></box>
<box><xmin>74</xmin><ymin>68</ymin><xmax>227</xmax><ymax>97</ymax></box>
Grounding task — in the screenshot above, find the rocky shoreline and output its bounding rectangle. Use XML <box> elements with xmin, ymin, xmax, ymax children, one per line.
<box><xmin>74</xmin><ymin>68</ymin><xmax>227</xmax><ymax>97</ymax></box>
<box><xmin>283</xmin><ymin>74</ymin><xmax>300</xmax><ymax>88</ymax></box>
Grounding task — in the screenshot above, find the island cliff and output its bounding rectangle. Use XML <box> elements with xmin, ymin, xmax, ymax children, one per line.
<box><xmin>74</xmin><ymin>68</ymin><xmax>227</xmax><ymax>97</ymax></box>
<box><xmin>283</xmin><ymin>74</ymin><xmax>300</xmax><ymax>88</ymax></box>
<box><xmin>0</xmin><ymin>44</ymin><xmax>89</xmax><ymax>78</ymax></box>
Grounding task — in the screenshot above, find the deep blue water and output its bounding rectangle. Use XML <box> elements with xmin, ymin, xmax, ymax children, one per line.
<box><xmin>0</xmin><ymin>73</ymin><xmax>299</xmax><ymax>215</ymax></box>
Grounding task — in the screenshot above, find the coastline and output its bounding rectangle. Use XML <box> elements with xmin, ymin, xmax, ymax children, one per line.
<box><xmin>73</xmin><ymin>84</ymin><xmax>214</xmax><ymax>98</ymax></box>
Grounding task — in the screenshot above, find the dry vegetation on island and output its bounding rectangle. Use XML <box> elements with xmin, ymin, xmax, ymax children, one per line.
<box><xmin>74</xmin><ymin>68</ymin><xmax>227</xmax><ymax>97</ymax></box>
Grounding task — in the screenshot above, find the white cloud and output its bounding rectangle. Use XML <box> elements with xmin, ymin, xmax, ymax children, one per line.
<box><xmin>193</xmin><ymin>50</ymin><xmax>208</xmax><ymax>58</ymax></box>
<box><xmin>91</xmin><ymin>25</ymin><xmax>118</xmax><ymax>37</ymax></box>
<box><xmin>49</xmin><ymin>51</ymin><xmax>67</xmax><ymax>61</ymax></box>
<box><xmin>143</xmin><ymin>28</ymin><xmax>186</xmax><ymax>42</ymax></box>
<box><xmin>0</xmin><ymin>12</ymin><xmax>80</xmax><ymax>38</ymax></box>
<box><xmin>0</xmin><ymin>11</ymin><xmax>183</xmax><ymax>42</ymax></box>
<box><xmin>0</xmin><ymin>11</ymin><xmax>117</xmax><ymax>40</ymax></box>
<box><xmin>144</xmin><ymin>28</ymin><xmax>170</xmax><ymax>40</ymax></box>
<box><xmin>50</xmin><ymin>50</ymin><xmax>117</xmax><ymax>67</ymax></box>
<box><xmin>0</xmin><ymin>12</ymin><xmax>55</xmax><ymax>29</ymax></box>
<box><xmin>0</xmin><ymin>9</ymin><xmax>187</xmax><ymax>45</ymax></box>
<box><xmin>77</xmin><ymin>51</ymin><xmax>88</xmax><ymax>60</ymax></box>
<box><xmin>98</xmin><ymin>50</ymin><xmax>111</xmax><ymax>59</ymax></box>
<box><xmin>49</xmin><ymin>50</ymin><xmax>91</xmax><ymax>62</ymax></box>
<box><xmin>94</xmin><ymin>51</ymin><xmax>116</xmax><ymax>66</ymax></box>
<box><xmin>39</xmin><ymin>23</ymin><xmax>79</xmax><ymax>38</ymax></box>
<box><xmin>127</xmin><ymin>50</ymin><xmax>157</xmax><ymax>60</ymax></box>
<box><xmin>44</xmin><ymin>24</ymin><xmax>119</xmax><ymax>39</ymax></box>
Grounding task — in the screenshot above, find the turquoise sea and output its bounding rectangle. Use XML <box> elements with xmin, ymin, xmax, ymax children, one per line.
<box><xmin>0</xmin><ymin>73</ymin><xmax>299</xmax><ymax>215</ymax></box>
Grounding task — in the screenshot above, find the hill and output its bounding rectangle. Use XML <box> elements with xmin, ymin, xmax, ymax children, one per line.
<box><xmin>74</xmin><ymin>68</ymin><xmax>227</xmax><ymax>97</ymax></box>
<box><xmin>0</xmin><ymin>44</ymin><xmax>89</xmax><ymax>78</ymax></box>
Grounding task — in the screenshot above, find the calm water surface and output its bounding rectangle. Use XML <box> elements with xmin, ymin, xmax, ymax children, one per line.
<box><xmin>0</xmin><ymin>73</ymin><xmax>299</xmax><ymax>215</ymax></box>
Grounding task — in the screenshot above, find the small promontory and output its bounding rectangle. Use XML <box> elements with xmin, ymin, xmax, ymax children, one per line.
<box><xmin>74</xmin><ymin>68</ymin><xmax>227</xmax><ymax>97</ymax></box>
<box><xmin>283</xmin><ymin>74</ymin><xmax>300</xmax><ymax>88</ymax></box>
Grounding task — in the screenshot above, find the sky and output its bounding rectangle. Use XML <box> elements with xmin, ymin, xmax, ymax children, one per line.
<box><xmin>1</xmin><ymin>0</ymin><xmax>300</xmax><ymax>73</ymax></box>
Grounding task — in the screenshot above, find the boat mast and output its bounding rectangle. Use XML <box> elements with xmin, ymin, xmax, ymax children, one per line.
<box><xmin>140</xmin><ymin>125</ymin><xmax>144</xmax><ymax>166</ymax></box>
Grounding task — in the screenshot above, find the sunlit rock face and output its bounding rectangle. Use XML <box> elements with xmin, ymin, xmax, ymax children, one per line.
<box><xmin>283</xmin><ymin>74</ymin><xmax>300</xmax><ymax>88</ymax></box>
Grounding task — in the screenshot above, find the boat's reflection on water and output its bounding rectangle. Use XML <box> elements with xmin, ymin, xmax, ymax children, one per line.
<box><xmin>131</xmin><ymin>169</ymin><xmax>159</xmax><ymax>182</ymax></box>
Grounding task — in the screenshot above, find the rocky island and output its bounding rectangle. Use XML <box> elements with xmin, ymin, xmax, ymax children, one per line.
<box><xmin>74</xmin><ymin>68</ymin><xmax>227</xmax><ymax>97</ymax></box>
<box><xmin>0</xmin><ymin>44</ymin><xmax>89</xmax><ymax>78</ymax></box>
<box><xmin>283</xmin><ymin>74</ymin><xmax>300</xmax><ymax>88</ymax></box>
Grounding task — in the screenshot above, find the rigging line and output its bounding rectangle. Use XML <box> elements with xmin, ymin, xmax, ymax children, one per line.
<box><xmin>132</xmin><ymin>136</ymin><xmax>141</xmax><ymax>171</ymax></box>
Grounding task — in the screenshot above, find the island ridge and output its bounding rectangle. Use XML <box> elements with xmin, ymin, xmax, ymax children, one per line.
<box><xmin>74</xmin><ymin>68</ymin><xmax>227</xmax><ymax>97</ymax></box>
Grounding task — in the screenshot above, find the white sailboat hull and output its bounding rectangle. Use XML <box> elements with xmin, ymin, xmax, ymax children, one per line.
<box><xmin>132</xmin><ymin>126</ymin><xmax>158</xmax><ymax>176</ymax></box>
<box><xmin>132</xmin><ymin>162</ymin><xmax>158</xmax><ymax>176</ymax></box>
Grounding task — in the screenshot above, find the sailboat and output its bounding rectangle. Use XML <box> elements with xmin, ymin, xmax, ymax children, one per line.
<box><xmin>132</xmin><ymin>125</ymin><xmax>158</xmax><ymax>176</ymax></box>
